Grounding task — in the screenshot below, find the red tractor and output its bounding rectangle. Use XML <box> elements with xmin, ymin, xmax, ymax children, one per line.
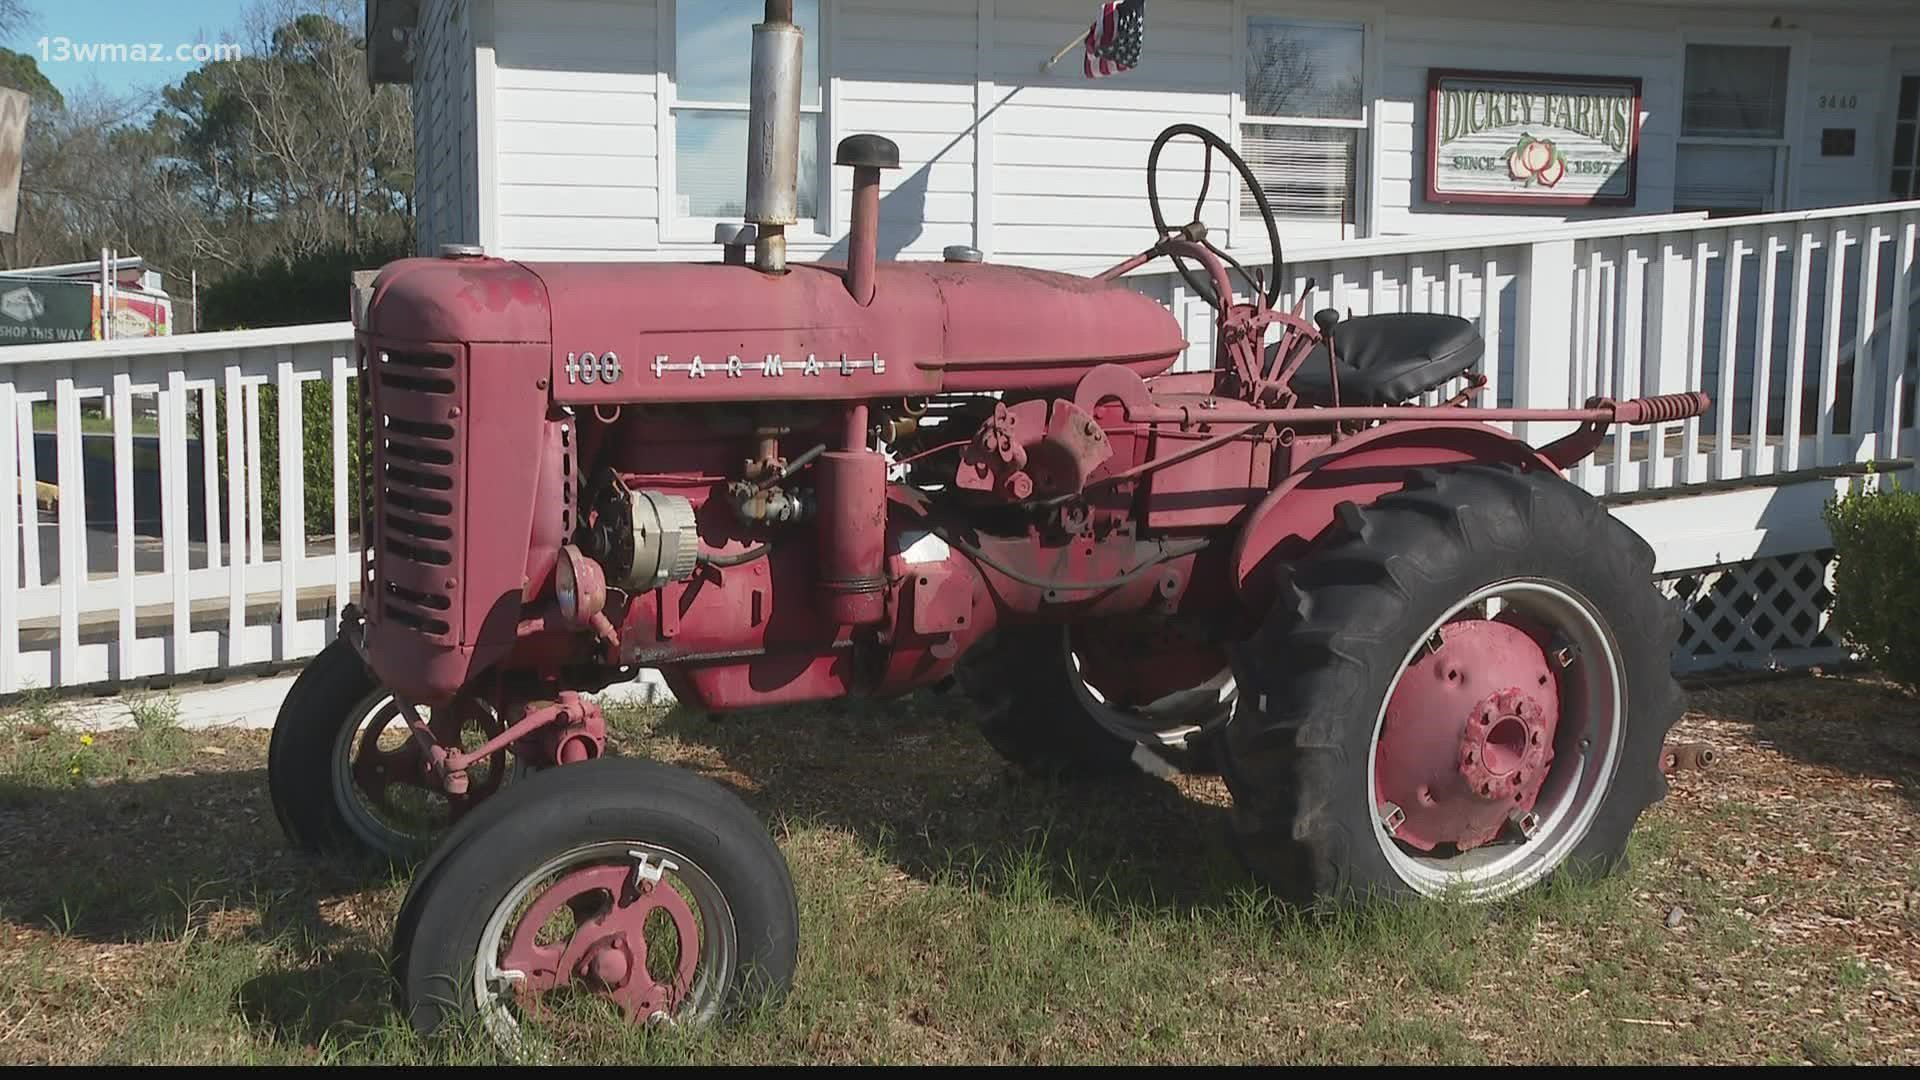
<box><xmin>268</xmin><ymin>2</ymin><xmax>1703</xmax><ymax>1046</ymax></box>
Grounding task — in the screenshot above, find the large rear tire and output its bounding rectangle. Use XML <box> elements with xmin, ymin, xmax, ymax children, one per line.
<box><xmin>1218</xmin><ymin>463</ymin><xmax>1682</xmax><ymax>904</ymax></box>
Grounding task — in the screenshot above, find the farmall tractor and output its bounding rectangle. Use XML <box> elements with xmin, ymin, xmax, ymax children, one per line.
<box><xmin>267</xmin><ymin>1</ymin><xmax>1704</xmax><ymax>1046</ymax></box>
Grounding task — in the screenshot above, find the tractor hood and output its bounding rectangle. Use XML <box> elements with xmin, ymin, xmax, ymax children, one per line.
<box><xmin>522</xmin><ymin>258</ymin><xmax>1186</xmax><ymax>403</ymax></box>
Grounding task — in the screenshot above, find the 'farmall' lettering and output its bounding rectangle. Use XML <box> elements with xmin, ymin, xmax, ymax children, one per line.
<box><xmin>646</xmin><ymin>352</ymin><xmax>887</xmax><ymax>379</ymax></box>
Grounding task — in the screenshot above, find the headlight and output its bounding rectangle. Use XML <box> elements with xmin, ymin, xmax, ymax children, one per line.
<box><xmin>551</xmin><ymin>545</ymin><xmax>606</xmax><ymax>626</ymax></box>
<box><xmin>554</xmin><ymin>548</ymin><xmax>580</xmax><ymax>621</ymax></box>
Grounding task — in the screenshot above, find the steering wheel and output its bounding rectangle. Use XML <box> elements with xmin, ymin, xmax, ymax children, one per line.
<box><xmin>1146</xmin><ymin>123</ymin><xmax>1285</xmax><ymax>312</ymax></box>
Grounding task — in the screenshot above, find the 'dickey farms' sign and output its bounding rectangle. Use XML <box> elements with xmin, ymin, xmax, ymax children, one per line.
<box><xmin>1426</xmin><ymin>69</ymin><xmax>1641</xmax><ymax>208</ymax></box>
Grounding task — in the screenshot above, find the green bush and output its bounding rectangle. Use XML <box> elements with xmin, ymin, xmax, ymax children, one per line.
<box><xmin>193</xmin><ymin>244</ymin><xmax>398</xmax><ymax>542</ymax></box>
<box><xmin>191</xmin><ymin>381</ymin><xmax>364</xmax><ymax>543</ymax></box>
<box><xmin>1823</xmin><ymin>479</ymin><xmax>1920</xmax><ymax>689</ymax></box>
<box><xmin>202</xmin><ymin>242</ymin><xmax>410</xmax><ymax>331</ymax></box>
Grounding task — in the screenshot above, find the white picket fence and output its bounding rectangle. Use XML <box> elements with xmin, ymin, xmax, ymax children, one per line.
<box><xmin>2</xmin><ymin>199</ymin><xmax>1916</xmax><ymax>695</ymax></box>
<box><xmin>1139</xmin><ymin>200</ymin><xmax>1920</xmax><ymax>496</ymax></box>
<box><xmin>0</xmin><ymin>324</ymin><xmax>358</xmax><ymax>695</ymax></box>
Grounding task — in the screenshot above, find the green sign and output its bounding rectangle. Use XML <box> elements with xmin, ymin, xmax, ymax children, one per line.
<box><xmin>1426</xmin><ymin>70</ymin><xmax>1642</xmax><ymax>207</ymax></box>
<box><xmin>0</xmin><ymin>279</ymin><xmax>98</xmax><ymax>344</ymax></box>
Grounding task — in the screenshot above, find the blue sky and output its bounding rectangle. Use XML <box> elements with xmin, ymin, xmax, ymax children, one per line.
<box><xmin>6</xmin><ymin>0</ymin><xmax>256</xmax><ymax>102</ymax></box>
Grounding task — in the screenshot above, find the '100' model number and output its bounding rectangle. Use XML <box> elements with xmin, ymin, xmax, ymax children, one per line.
<box><xmin>565</xmin><ymin>351</ymin><xmax>624</xmax><ymax>384</ymax></box>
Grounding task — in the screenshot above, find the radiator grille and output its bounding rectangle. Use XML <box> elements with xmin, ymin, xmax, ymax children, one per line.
<box><xmin>363</xmin><ymin>346</ymin><xmax>465</xmax><ymax>641</ymax></box>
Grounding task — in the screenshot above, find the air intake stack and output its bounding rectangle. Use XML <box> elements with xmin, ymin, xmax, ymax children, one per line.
<box><xmin>745</xmin><ymin>1</ymin><xmax>803</xmax><ymax>274</ymax></box>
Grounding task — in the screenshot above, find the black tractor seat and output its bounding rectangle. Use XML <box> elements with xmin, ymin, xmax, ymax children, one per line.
<box><xmin>1272</xmin><ymin>312</ymin><xmax>1484</xmax><ymax>406</ymax></box>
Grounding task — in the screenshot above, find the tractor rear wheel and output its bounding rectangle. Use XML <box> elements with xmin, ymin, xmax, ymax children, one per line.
<box><xmin>1218</xmin><ymin>463</ymin><xmax>1681</xmax><ymax>904</ymax></box>
<box><xmin>956</xmin><ymin>622</ymin><xmax>1235</xmax><ymax>779</ymax></box>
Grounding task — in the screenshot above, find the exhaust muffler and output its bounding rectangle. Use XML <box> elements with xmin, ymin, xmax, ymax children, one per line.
<box><xmin>746</xmin><ymin>1</ymin><xmax>803</xmax><ymax>274</ymax></box>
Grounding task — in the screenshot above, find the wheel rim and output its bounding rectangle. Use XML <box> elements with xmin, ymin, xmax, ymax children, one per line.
<box><xmin>1065</xmin><ymin>638</ymin><xmax>1236</xmax><ymax>748</ymax></box>
<box><xmin>1366</xmin><ymin>578</ymin><xmax>1625</xmax><ymax>900</ymax></box>
<box><xmin>328</xmin><ymin>691</ymin><xmax>514</xmax><ymax>858</ymax></box>
<box><xmin>474</xmin><ymin>840</ymin><xmax>738</xmax><ymax>1053</ymax></box>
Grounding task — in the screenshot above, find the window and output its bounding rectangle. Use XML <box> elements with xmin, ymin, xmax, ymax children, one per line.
<box><xmin>1240</xmin><ymin>16</ymin><xmax>1367</xmax><ymax>238</ymax></box>
<box><xmin>1674</xmin><ymin>44</ymin><xmax>1792</xmax><ymax>214</ymax></box>
<box><xmin>670</xmin><ymin>0</ymin><xmax>823</xmax><ymax>223</ymax></box>
<box><xmin>1682</xmin><ymin>44</ymin><xmax>1790</xmax><ymax>139</ymax></box>
<box><xmin>1893</xmin><ymin>76</ymin><xmax>1919</xmax><ymax>199</ymax></box>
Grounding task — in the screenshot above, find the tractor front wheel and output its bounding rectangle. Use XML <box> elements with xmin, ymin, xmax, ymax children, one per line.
<box><xmin>268</xmin><ymin>639</ymin><xmax>520</xmax><ymax>864</ymax></box>
<box><xmin>1219</xmin><ymin>464</ymin><xmax>1682</xmax><ymax>904</ymax></box>
<box><xmin>395</xmin><ymin>757</ymin><xmax>799</xmax><ymax>1051</ymax></box>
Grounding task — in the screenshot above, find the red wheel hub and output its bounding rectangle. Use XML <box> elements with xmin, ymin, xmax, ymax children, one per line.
<box><xmin>351</xmin><ymin>698</ymin><xmax>506</xmax><ymax>822</ymax></box>
<box><xmin>1374</xmin><ymin>619</ymin><xmax>1561</xmax><ymax>852</ymax></box>
<box><xmin>498</xmin><ymin>862</ymin><xmax>701</xmax><ymax>1023</ymax></box>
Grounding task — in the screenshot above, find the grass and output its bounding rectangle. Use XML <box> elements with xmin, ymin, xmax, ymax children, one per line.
<box><xmin>0</xmin><ymin>672</ymin><xmax>1917</xmax><ymax>1064</ymax></box>
<box><xmin>30</xmin><ymin>401</ymin><xmax>160</xmax><ymax>437</ymax></box>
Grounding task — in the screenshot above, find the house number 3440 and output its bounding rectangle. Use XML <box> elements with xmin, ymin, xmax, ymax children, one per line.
<box><xmin>1818</xmin><ymin>94</ymin><xmax>1859</xmax><ymax>111</ymax></box>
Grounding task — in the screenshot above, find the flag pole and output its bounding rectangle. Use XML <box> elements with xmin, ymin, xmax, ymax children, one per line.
<box><xmin>1040</xmin><ymin>31</ymin><xmax>1085</xmax><ymax>73</ymax></box>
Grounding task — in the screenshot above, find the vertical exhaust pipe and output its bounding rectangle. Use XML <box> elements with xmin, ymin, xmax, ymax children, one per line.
<box><xmin>835</xmin><ymin>134</ymin><xmax>899</xmax><ymax>305</ymax></box>
<box><xmin>747</xmin><ymin>1</ymin><xmax>802</xmax><ymax>274</ymax></box>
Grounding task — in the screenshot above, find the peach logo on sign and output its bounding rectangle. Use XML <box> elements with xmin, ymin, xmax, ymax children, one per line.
<box><xmin>1504</xmin><ymin>134</ymin><xmax>1569</xmax><ymax>188</ymax></box>
<box><xmin>1505</xmin><ymin>134</ymin><xmax>1567</xmax><ymax>188</ymax></box>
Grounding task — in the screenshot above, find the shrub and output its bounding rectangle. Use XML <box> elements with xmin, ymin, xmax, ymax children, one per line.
<box><xmin>189</xmin><ymin>378</ymin><xmax>366</xmax><ymax>543</ymax></box>
<box><xmin>202</xmin><ymin>242</ymin><xmax>410</xmax><ymax>332</ymax></box>
<box><xmin>192</xmin><ymin>244</ymin><xmax>398</xmax><ymax>542</ymax></box>
<box><xmin>1822</xmin><ymin>479</ymin><xmax>1920</xmax><ymax>689</ymax></box>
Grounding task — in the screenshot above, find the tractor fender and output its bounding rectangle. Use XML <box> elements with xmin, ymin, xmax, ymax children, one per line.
<box><xmin>1229</xmin><ymin>421</ymin><xmax>1554</xmax><ymax>603</ymax></box>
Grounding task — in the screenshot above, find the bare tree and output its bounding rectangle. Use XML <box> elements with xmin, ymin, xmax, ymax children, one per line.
<box><xmin>154</xmin><ymin>0</ymin><xmax>413</xmax><ymax>267</ymax></box>
<box><xmin>0</xmin><ymin>1</ymin><xmax>33</xmax><ymax>40</ymax></box>
<box><xmin>2</xmin><ymin>1</ymin><xmax>414</xmax><ymax>285</ymax></box>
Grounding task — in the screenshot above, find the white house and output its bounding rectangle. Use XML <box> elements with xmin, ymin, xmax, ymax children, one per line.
<box><xmin>365</xmin><ymin>0</ymin><xmax>1920</xmax><ymax>268</ymax></box>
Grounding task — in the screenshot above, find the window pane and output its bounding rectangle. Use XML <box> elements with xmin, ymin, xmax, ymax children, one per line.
<box><xmin>1682</xmin><ymin>44</ymin><xmax>1789</xmax><ymax>138</ymax></box>
<box><xmin>677</xmin><ymin>0</ymin><xmax>819</xmax><ymax>107</ymax></box>
<box><xmin>1245</xmin><ymin>18</ymin><xmax>1364</xmax><ymax>121</ymax></box>
<box><xmin>676</xmin><ymin>110</ymin><xmax>819</xmax><ymax>219</ymax></box>
<box><xmin>1901</xmin><ymin>76</ymin><xmax>1919</xmax><ymax>121</ymax></box>
<box><xmin>1675</xmin><ymin>144</ymin><xmax>1778</xmax><ymax>212</ymax></box>
<box><xmin>1897</xmin><ymin>169</ymin><xmax>1916</xmax><ymax>200</ymax></box>
<box><xmin>1898</xmin><ymin>123</ymin><xmax>1916</xmax><ymax>170</ymax></box>
<box><xmin>1240</xmin><ymin>124</ymin><xmax>1357</xmax><ymax>223</ymax></box>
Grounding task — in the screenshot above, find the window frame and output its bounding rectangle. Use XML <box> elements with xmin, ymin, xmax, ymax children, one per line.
<box><xmin>658</xmin><ymin>0</ymin><xmax>834</xmax><ymax>245</ymax></box>
<box><xmin>1880</xmin><ymin>52</ymin><xmax>1920</xmax><ymax>202</ymax></box>
<box><xmin>1229</xmin><ymin>2</ymin><xmax>1380</xmax><ymax>250</ymax></box>
<box><xmin>1672</xmin><ymin>29</ymin><xmax>1808</xmax><ymax>215</ymax></box>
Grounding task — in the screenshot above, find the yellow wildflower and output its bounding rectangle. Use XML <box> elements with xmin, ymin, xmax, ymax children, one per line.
<box><xmin>79</xmin><ymin>734</ymin><xmax>93</xmax><ymax>746</ymax></box>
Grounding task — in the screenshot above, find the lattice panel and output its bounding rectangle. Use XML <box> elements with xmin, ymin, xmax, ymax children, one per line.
<box><xmin>1658</xmin><ymin>550</ymin><xmax>1847</xmax><ymax>674</ymax></box>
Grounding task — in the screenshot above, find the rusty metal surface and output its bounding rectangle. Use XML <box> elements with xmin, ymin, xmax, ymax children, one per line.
<box><xmin>1662</xmin><ymin>742</ymin><xmax>1717</xmax><ymax>773</ymax></box>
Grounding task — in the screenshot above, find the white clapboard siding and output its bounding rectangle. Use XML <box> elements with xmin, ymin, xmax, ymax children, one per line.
<box><xmin>408</xmin><ymin>0</ymin><xmax>1920</xmax><ymax>268</ymax></box>
<box><xmin>414</xmin><ymin>0</ymin><xmax>480</xmax><ymax>252</ymax></box>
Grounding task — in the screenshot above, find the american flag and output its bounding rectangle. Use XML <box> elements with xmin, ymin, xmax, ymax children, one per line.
<box><xmin>1083</xmin><ymin>0</ymin><xmax>1146</xmax><ymax>79</ymax></box>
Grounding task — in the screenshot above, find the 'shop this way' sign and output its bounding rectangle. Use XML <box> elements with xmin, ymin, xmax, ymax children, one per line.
<box><xmin>1425</xmin><ymin>69</ymin><xmax>1642</xmax><ymax>207</ymax></box>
